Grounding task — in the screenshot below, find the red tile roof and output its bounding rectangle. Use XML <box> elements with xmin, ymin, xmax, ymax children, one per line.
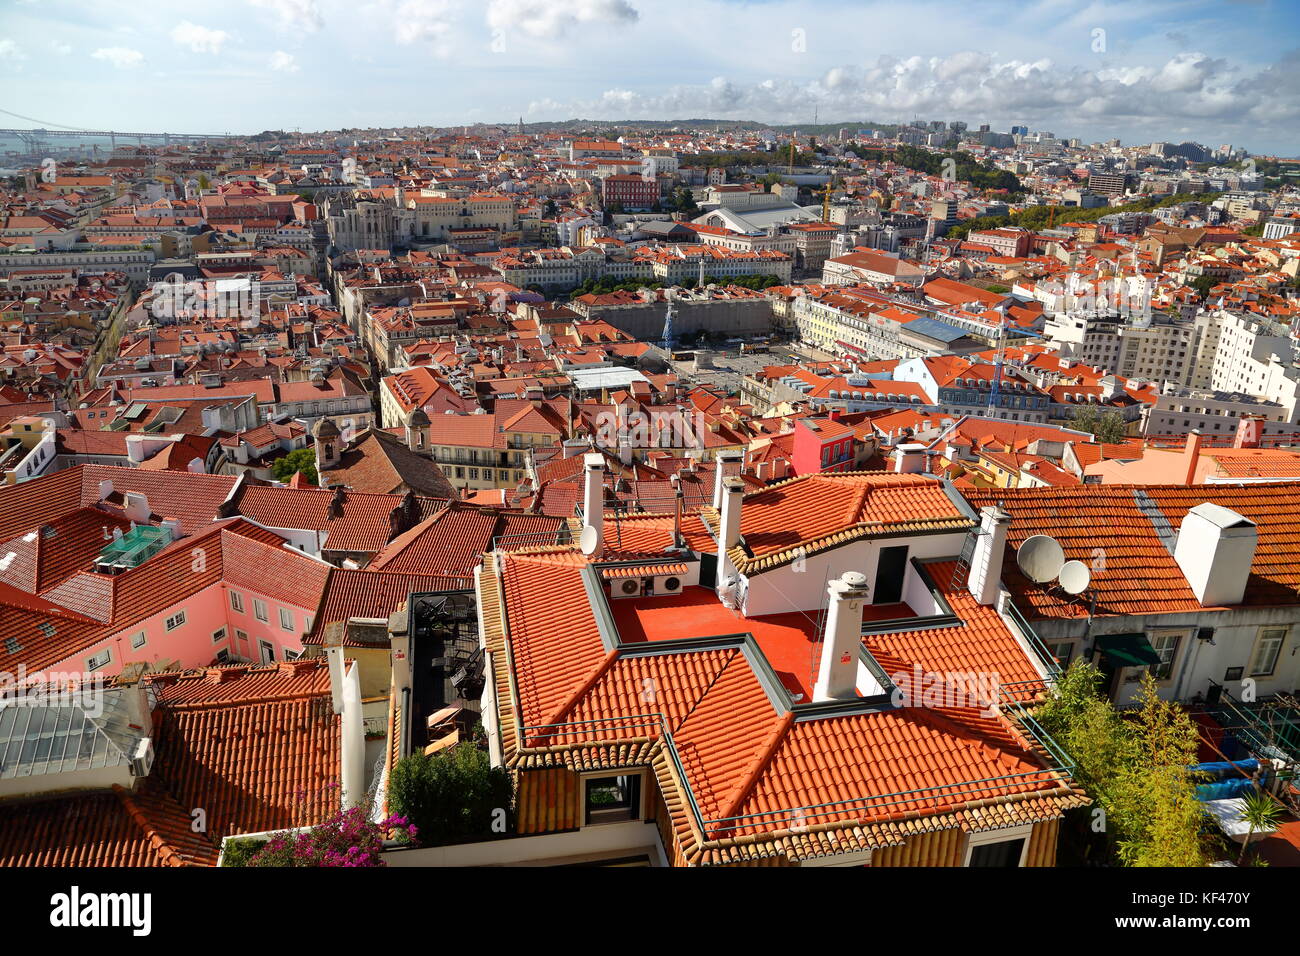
<box><xmin>487</xmin><ymin>553</ymin><xmax>1079</xmax><ymax>863</ymax></box>
<box><xmin>146</xmin><ymin>660</ymin><xmax>341</xmax><ymax>839</ymax></box>
<box><xmin>965</xmin><ymin>482</ymin><xmax>1300</xmax><ymax>619</ymax></box>
<box><xmin>722</xmin><ymin>473</ymin><xmax>971</xmax><ymax>572</ymax></box>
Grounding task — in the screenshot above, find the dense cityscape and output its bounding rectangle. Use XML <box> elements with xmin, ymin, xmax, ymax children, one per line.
<box><xmin>0</xmin><ymin>0</ymin><xmax>1298</xmax><ymax>922</ymax></box>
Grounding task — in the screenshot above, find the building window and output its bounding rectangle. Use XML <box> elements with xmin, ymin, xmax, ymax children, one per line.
<box><xmin>1047</xmin><ymin>641</ymin><xmax>1073</xmax><ymax>668</ymax></box>
<box><xmin>254</xmin><ymin>599</ymin><xmax>269</xmax><ymax>622</ymax></box>
<box><xmin>583</xmin><ymin>773</ymin><xmax>642</xmax><ymax>825</ymax></box>
<box><xmin>230</xmin><ymin>591</ymin><xmax>245</xmax><ymax>613</ymax></box>
<box><xmin>213</xmin><ymin>627</ymin><xmax>227</xmax><ymax>644</ymax></box>
<box><xmin>87</xmin><ymin>648</ymin><xmax>112</xmax><ymax>672</ymax></box>
<box><xmin>279</xmin><ymin>607</ymin><xmax>294</xmax><ymax>631</ymax></box>
<box><xmin>130</xmin><ymin>631</ymin><xmax>147</xmax><ymax>650</ymax></box>
<box><xmin>964</xmin><ymin>826</ymin><xmax>1032</xmax><ymax>867</ymax></box>
<box><xmin>968</xmin><ymin>838</ymin><xmax>1026</xmax><ymax>867</ymax></box>
<box><xmin>165</xmin><ymin>611</ymin><xmax>187</xmax><ymax>631</ymax></box>
<box><xmin>1249</xmin><ymin>627</ymin><xmax>1287</xmax><ymax>678</ymax></box>
<box><xmin>1149</xmin><ymin>630</ymin><xmax>1184</xmax><ymax>681</ymax></box>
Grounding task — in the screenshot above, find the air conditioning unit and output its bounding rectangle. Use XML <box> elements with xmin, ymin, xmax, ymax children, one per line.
<box><xmin>616</xmin><ymin>578</ymin><xmax>642</xmax><ymax>598</ymax></box>
<box><xmin>660</xmin><ymin>575</ymin><xmax>683</xmax><ymax>594</ymax></box>
<box><xmin>129</xmin><ymin>738</ymin><xmax>155</xmax><ymax>777</ymax></box>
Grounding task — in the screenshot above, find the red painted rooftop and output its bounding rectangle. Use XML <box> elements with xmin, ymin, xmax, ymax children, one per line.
<box><xmin>609</xmin><ymin>585</ymin><xmax>913</xmax><ymax>701</ymax></box>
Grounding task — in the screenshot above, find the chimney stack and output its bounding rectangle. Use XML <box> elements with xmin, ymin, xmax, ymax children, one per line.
<box><xmin>582</xmin><ymin>453</ymin><xmax>605</xmax><ymax>556</ymax></box>
<box><xmin>1173</xmin><ymin>503</ymin><xmax>1257</xmax><ymax>607</ymax></box>
<box><xmin>718</xmin><ymin>476</ymin><xmax>745</xmax><ymax>551</ymax></box>
<box><xmin>894</xmin><ymin>442</ymin><xmax>927</xmax><ymax>474</ymax></box>
<box><xmin>326</xmin><ymin>645</ymin><xmax>345</xmax><ymax>715</ymax></box>
<box><xmin>123</xmin><ymin>491</ymin><xmax>151</xmax><ymax>525</ymax></box>
<box><xmin>813</xmin><ymin>571</ymin><xmax>871</xmax><ymax>702</ymax></box>
<box><xmin>670</xmin><ymin>473</ymin><xmax>684</xmax><ymax>547</ymax></box>
<box><xmin>712</xmin><ymin>448</ymin><xmax>744</xmax><ymax>510</ymax></box>
<box><xmin>1182</xmin><ymin>429</ymin><xmax>1203</xmax><ymax>486</ymax></box>
<box><xmin>968</xmin><ymin>506</ymin><xmax>1010</xmax><ymax>606</ymax></box>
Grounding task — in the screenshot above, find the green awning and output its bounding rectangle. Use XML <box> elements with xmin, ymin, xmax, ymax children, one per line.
<box><xmin>1095</xmin><ymin>633</ymin><xmax>1162</xmax><ymax>668</ymax></box>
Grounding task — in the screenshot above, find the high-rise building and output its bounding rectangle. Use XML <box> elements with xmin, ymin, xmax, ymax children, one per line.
<box><xmin>1087</xmin><ymin>171</ymin><xmax>1128</xmax><ymax>197</ymax></box>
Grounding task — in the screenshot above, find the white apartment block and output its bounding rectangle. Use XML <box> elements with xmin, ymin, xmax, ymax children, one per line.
<box><xmin>1143</xmin><ymin>384</ymin><xmax>1295</xmax><ymax>439</ymax></box>
<box><xmin>1043</xmin><ymin>311</ymin><xmax>1192</xmax><ymax>385</ymax></box>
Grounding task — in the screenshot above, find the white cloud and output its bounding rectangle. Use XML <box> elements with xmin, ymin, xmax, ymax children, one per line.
<box><xmin>170</xmin><ymin>22</ymin><xmax>231</xmax><ymax>55</ymax></box>
<box><xmin>391</xmin><ymin>0</ymin><xmax>460</xmax><ymax>46</ymax></box>
<box><xmin>0</xmin><ymin>39</ymin><xmax>26</xmax><ymax>64</ymax></box>
<box><xmin>248</xmin><ymin>0</ymin><xmax>324</xmax><ymax>32</ymax></box>
<box><xmin>534</xmin><ymin>50</ymin><xmax>1299</xmax><ymax>134</ymax></box>
<box><xmin>487</xmin><ymin>0</ymin><xmax>638</xmax><ymax>38</ymax></box>
<box><xmin>50</xmin><ymin>40</ymin><xmax>72</xmax><ymax>56</ymax></box>
<box><xmin>269</xmin><ymin>50</ymin><xmax>300</xmax><ymax>72</ymax></box>
<box><xmin>91</xmin><ymin>47</ymin><xmax>145</xmax><ymax>69</ymax></box>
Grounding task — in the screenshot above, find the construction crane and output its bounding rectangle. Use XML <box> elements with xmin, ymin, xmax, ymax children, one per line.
<box><xmin>987</xmin><ymin>304</ymin><xmax>1009</xmax><ymax>413</ymax></box>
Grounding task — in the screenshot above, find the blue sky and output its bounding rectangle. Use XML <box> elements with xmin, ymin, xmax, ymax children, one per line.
<box><xmin>2</xmin><ymin>0</ymin><xmax>1299</xmax><ymax>154</ymax></box>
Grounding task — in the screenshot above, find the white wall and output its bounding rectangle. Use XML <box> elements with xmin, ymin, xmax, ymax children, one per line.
<box><xmin>740</xmin><ymin>530</ymin><xmax>968</xmax><ymax>617</ymax></box>
<box><xmin>382</xmin><ymin>820</ymin><xmax>665</xmax><ymax>867</ymax></box>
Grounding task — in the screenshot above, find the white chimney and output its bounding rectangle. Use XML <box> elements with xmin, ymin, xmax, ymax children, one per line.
<box><xmin>813</xmin><ymin>571</ymin><xmax>871</xmax><ymax>702</ymax></box>
<box><xmin>713</xmin><ymin>448</ymin><xmax>743</xmax><ymax>509</ymax></box>
<box><xmin>123</xmin><ymin>491</ymin><xmax>150</xmax><ymax>524</ymax></box>
<box><xmin>326</xmin><ymin>644</ymin><xmax>345</xmax><ymax>715</ymax></box>
<box><xmin>718</xmin><ymin>476</ymin><xmax>745</xmax><ymax>551</ymax></box>
<box><xmin>98</xmin><ymin>479</ymin><xmax>114</xmax><ymax>501</ymax></box>
<box><xmin>1173</xmin><ymin>503</ymin><xmax>1257</xmax><ymax>607</ymax></box>
<box><xmin>125</xmin><ymin>434</ymin><xmax>148</xmax><ymax>464</ymax></box>
<box><xmin>968</xmin><ymin>506</ymin><xmax>1010</xmax><ymax>606</ymax></box>
<box><xmin>582</xmin><ymin>453</ymin><xmax>605</xmax><ymax>555</ymax></box>
<box><xmin>328</xmin><ymin>649</ymin><xmax>366</xmax><ymax>811</ymax></box>
<box><xmin>670</xmin><ymin>473</ymin><xmax>683</xmax><ymax>547</ymax></box>
<box><xmin>160</xmin><ymin>517</ymin><xmax>182</xmax><ymax>542</ymax></box>
<box><xmin>894</xmin><ymin>443</ymin><xmax>927</xmax><ymax>474</ymax></box>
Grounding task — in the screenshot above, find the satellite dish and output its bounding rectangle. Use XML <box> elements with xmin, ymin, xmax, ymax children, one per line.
<box><xmin>579</xmin><ymin>525</ymin><xmax>600</xmax><ymax>556</ymax></box>
<box><xmin>1059</xmin><ymin>560</ymin><xmax>1091</xmax><ymax>595</ymax></box>
<box><xmin>1017</xmin><ymin>535</ymin><xmax>1065</xmax><ymax>584</ymax></box>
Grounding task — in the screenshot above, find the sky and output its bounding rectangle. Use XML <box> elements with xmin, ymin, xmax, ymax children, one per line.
<box><xmin>2</xmin><ymin>0</ymin><xmax>1299</xmax><ymax>155</ymax></box>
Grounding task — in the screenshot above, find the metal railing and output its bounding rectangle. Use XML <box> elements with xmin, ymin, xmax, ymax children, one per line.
<box><xmin>492</xmin><ymin>527</ymin><xmax>572</xmax><ymax>552</ymax></box>
<box><xmin>518</xmin><ymin>694</ymin><xmax>1076</xmax><ymax>844</ymax></box>
<box><xmin>701</xmin><ymin>765</ymin><xmax>1072</xmax><ymax>838</ymax></box>
<box><xmin>1205</xmin><ymin>684</ymin><xmax>1300</xmax><ymax>765</ymax></box>
<box><xmin>1003</xmin><ymin>598</ymin><xmax>1064</xmax><ymax>679</ymax></box>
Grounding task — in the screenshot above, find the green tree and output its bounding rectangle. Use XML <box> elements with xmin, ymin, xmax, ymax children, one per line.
<box><xmin>272</xmin><ymin>447</ymin><xmax>318</xmax><ymax>485</ymax></box>
<box><xmin>1190</xmin><ymin>275</ymin><xmax>1216</xmax><ymax>300</ymax></box>
<box><xmin>542</xmin><ymin>198</ymin><xmax>559</xmax><ymax>219</ymax></box>
<box><xmin>197</xmin><ymin>174</ymin><xmax>211</xmax><ymax>190</ymax></box>
<box><xmin>1070</xmin><ymin>406</ymin><xmax>1128</xmax><ymax>444</ymax></box>
<box><xmin>1116</xmin><ymin>679</ymin><xmax>1208</xmax><ymax>866</ymax></box>
<box><xmin>1038</xmin><ymin>662</ymin><xmax>1210</xmax><ymax>867</ymax></box>
<box><xmin>671</xmin><ymin>187</ymin><xmax>699</xmax><ymax>216</ymax></box>
<box><xmin>388</xmin><ymin>742</ymin><xmax>515</xmax><ymax>846</ymax></box>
